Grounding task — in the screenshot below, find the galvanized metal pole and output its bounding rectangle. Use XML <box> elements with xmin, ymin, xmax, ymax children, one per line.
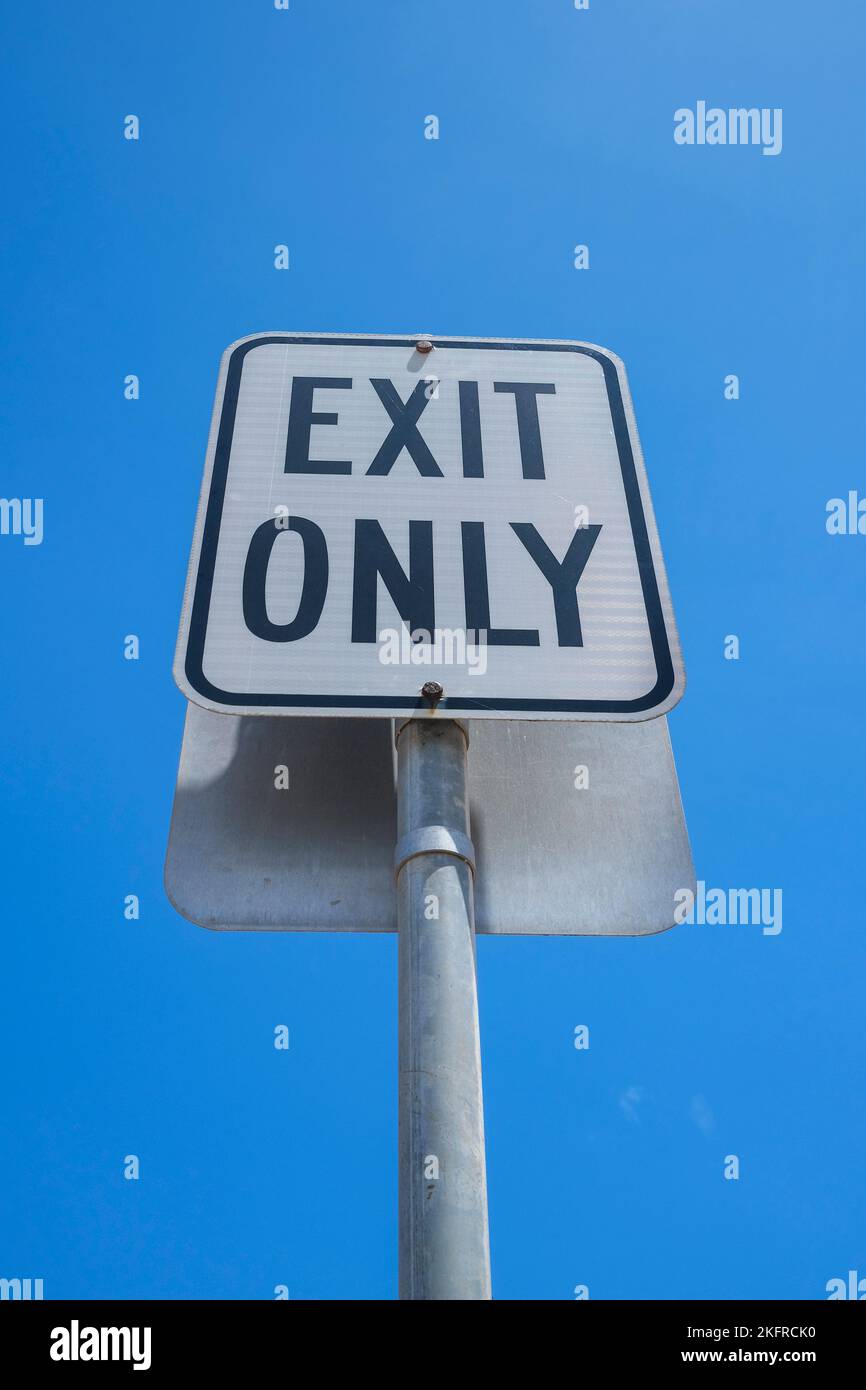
<box><xmin>394</xmin><ymin>716</ymin><xmax>491</xmax><ymax>1300</ymax></box>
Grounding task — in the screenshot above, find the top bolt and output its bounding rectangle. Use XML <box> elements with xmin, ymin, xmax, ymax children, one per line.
<box><xmin>415</xmin><ymin>338</ymin><xmax>434</xmax><ymax>354</ymax></box>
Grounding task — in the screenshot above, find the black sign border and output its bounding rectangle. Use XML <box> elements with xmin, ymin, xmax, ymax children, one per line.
<box><xmin>183</xmin><ymin>335</ymin><xmax>677</xmax><ymax>715</ymax></box>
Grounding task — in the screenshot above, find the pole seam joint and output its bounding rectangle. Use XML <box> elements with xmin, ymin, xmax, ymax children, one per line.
<box><xmin>394</xmin><ymin>826</ymin><xmax>476</xmax><ymax>879</ymax></box>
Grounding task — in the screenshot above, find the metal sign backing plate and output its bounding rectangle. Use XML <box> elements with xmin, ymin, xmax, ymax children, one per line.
<box><xmin>165</xmin><ymin>703</ymin><xmax>694</xmax><ymax>936</ymax></box>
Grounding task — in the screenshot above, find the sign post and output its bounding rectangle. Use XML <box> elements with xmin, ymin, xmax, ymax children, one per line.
<box><xmin>395</xmin><ymin>714</ymin><xmax>490</xmax><ymax>1300</ymax></box>
<box><xmin>168</xmin><ymin>331</ymin><xmax>691</xmax><ymax>1300</ymax></box>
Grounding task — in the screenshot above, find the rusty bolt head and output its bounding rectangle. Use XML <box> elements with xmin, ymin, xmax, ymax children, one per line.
<box><xmin>415</xmin><ymin>338</ymin><xmax>434</xmax><ymax>354</ymax></box>
<box><xmin>421</xmin><ymin>680</ymin><xmax>444</xmax><ymax>704</ymax></box>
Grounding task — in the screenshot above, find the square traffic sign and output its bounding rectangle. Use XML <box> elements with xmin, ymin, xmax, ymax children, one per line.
<box><xmin>174</xmin><ymin>333</ymin><xmax>684</xmax><ymax>720</ymax></box>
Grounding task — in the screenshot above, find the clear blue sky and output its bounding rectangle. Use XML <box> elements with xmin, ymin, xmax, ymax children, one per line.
<box><xmin>1</xmin><ymin>1</ymin><xmax>863</xmax><ymax>1300</ymax></box>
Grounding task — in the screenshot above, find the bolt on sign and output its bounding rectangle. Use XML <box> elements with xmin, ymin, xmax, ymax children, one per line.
<box><xmin>174</xmin><ymin>333</ymin><xmax>684</xmax><ymax>720</ymax></box>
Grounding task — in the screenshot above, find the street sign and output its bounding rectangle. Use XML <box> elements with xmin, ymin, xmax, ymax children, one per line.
<box><xmin>165</xmin><ymin>702</ymin><xmax>695</xmax><ymax>936</ymax></box>
<box><xmin>174</xmin><ymin>333</ymin><xmax>684</xmax><ymax>721</ymax></box>
<box><xmin>169</xmin><ymin>331</ymin><xmax>694</xmax><ymax>1297</ymax></box>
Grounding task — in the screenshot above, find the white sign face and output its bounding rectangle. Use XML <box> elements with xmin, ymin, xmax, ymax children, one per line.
<box><xmin>174</xmin><ymin>333</ymin><xmax>684</xmax><ymax>720</ymax></box>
